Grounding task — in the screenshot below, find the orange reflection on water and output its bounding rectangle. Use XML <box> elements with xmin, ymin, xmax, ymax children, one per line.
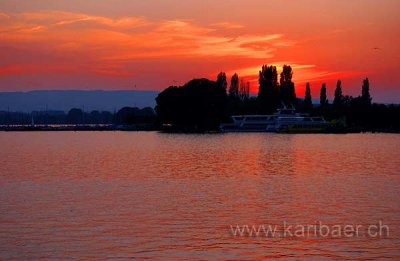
<box><xmin>0</xmin><ymin>132</ymin><xmax>399</xmax><ymax>259</ymax></box>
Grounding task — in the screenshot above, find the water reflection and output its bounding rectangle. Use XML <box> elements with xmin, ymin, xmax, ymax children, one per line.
<box><xmin>0</xmin><ymin>132</ymin><xmax>399</xmax><ymax>259</ymax></box>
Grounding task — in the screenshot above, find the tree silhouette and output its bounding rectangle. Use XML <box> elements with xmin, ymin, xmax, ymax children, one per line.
<box><xmin>361</xmin><ymin>77</ymin><xmax>372</xmax><ymax>106</ymax></box>
<box><xmin>320</xmin><ymin>83</ymin><xmax>328</xmax><ymax>107</ymax></box>
<box><xmin>153</xmin><ymin>64</ymin><xmax>400</xmax><ymax>133</ymax></box>
<box><xmin>303</xmin><ymin>82</ymin><xmax>313</xmax><ymax>112</ymax></box>
<box><xmin>216</xmin><ymin>72</ymin><xmax>227</xmax><ymax>93</ymax></box>
<box><xmin>280</xmin><ymin>65</ymin><xmax>296</xmax><ymax>108</ymax></box>
<box><xmin>155</xmin><ymin>78</ymin><xmax>227</xmax><ymax>131</ymax></box>
<box><xmin>115</xmin><ymin>107</ymin><xmax>137</xmax><ymax>125</ymax></box>
<box><xmin>229</xmin><ymin>73</ymin><xmax>239</xmax><ymax>98</ymax></box>
<box><xmin>3</xmin><ymin>64</ymin><xmax>400</xmax><ymax>132</ymax></box>
<box><xmin>67</xmin><ymin>108</ymin><xmax>83</xmax><ymax>124</ymax></box>
<box><xmin>333</xmin><ymin>80</ymin><xmax>343</xmax><ymax>107</ymax></box>
<box><xmin>239</xmin><ymin>79</ymin><xmax>250</xmax><ymax>100</ymax></box>
<box><xmin>114</xmin><ymin>107</ymin><xmax>155</xmax><ymax>125</ymax></box>
<box><xmin>258</xmin><ymin>65</ymin><xmax>279</xmax><ymax>113</ymax></box>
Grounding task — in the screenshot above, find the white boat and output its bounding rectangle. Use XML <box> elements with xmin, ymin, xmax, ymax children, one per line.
<box><xmin>220</xmin><ymin>109</ymin><xmax>328</xmax><ymax>133</ymax></box>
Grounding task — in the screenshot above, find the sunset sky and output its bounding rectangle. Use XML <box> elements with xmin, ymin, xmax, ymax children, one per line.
<box><xmin>0</xmin><ymin>0</ymin><xmax>399</xmax><ymax>102</ymax></box>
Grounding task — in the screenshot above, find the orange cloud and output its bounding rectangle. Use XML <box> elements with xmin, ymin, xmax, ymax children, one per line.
<box><xmin>210</xmin><ymin>22</ymin><xmax>245</xmax><ymax>30</ymax></box>
<box><xmin>0</xmin><ymin>11</ymin><xmax>288</xmax><ymax>60</ymax></box>
<box><xmin>0</xmin><ymin>10</ymin><xmax>371</xmax><ymax>95</ymax></box>
<box><xmin>12</xmin><ymin>10</ymin><xmax>149</xmax><ymax>29</ymax></box>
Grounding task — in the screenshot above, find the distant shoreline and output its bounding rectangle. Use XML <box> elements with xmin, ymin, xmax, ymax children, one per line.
<box><xmin>0</xmin><ymin>90</ymin><xmax>158</xmax><ymax>113</ymax></box>
<box><xmin>1</xmin><ymin>125</ymin><xmax>399</xmax><ymax>134</ymax></box>
<box><xmin>0</xmin><ymin>125</ymin><xmax>155</xmax><ymax>132</ymax></box>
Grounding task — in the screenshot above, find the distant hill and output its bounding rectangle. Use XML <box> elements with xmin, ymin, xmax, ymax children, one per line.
<box><xmin>0</xmin><ymin>90</ymin><xmax>159</xmax><ymax>112</ymax></box>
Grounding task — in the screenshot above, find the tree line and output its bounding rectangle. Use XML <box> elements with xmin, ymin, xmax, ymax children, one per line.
<box><xmin>156</xmin><ymin>64</ymin><xmax>400</xmax><ymax>132</ymax></box>
<box><xmin>2</xmin><ymin>65</ymin><xmax>399</xmax><ymax>132</ymax></box>
<box><xmin>0</xmin><ymin>107</ymin><xmax>155</xmax><ymax>126</ymax></box>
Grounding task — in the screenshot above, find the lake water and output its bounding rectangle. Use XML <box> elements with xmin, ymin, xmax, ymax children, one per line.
<box><xmin>0</xmin><ymin>132</ymin><xmax>399</xmax><ymax>259</ymax></box>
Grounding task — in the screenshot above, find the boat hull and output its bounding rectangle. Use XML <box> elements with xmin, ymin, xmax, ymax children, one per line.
<box><xmin>220</xmin><ymin>110</ymin><xmax>329</xmax><ymax>133</ymax></box>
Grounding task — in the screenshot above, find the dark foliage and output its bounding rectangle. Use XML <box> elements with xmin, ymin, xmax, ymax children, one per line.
<box><xmin>228</xmin><ymin>75</ymin><xmax>251</xmax><ymax>115</ymax></box>
<box><xmin>216</xmin><ymin>72</ymin><xmax>228</xmax><ymax>92</ymax></box>
<box><xmin>320</xmin><ymin>83</ymin><xmax>328</xmax><ymax>108</ymax></box>
<box><xmin>239</xmin><ymin>79</ymin><xmax>250</xmax><ymax>100</ymax></box>
<box><xmin>333</xmin><ymin>80</ymin><xmax>344</xmax><ymax>108</ymax></box>
<box><xmin>3</xmin><ymin>65</ymin><xmax>398</xmax><ymax>133</ymax></box>
<box><xmin>67</xmin><ymin>108</ymin><xmax>84</xmax><ymax>124</ymax></box>
<box><xmin>229</xmin><ymin>73</ymin><xmax>239</xmax><ymax>98</ymax></box>
<box><xmin>303</xmin><ymin>82</ymin><xmax>313</xmax><ymax>113</ymax></box>
<box><xmin>114</xmin><ymin>107</ymin><xmax>155</xmax><ymax>125</ymax></box>
<box><xmin>258</xmin><ymin>65</ymin><xmax>279</xmax><ymax>113</ymax></box>
<box><xmin>361</xmin><ymin>78</ymin><xmax>372</xmax><ymax>106</ymax></box>
<box><xmin>155</xmin><ymin>66</ymin><xmax>400</xmax><ymax>132</ymax></box>
<box><xmin>155</xmin><ymin>78</ymin><xmax>227</xmax><ymax>131</ymax></box>
<box><xmin>0</xmin><ymin>108</ymin><xmax>152</xmax><ymax>126</ymax></box>
<box><xmin>280</xmin><ymin>65</ymin><xmax>297</xmax><ymax>108</ymax></box>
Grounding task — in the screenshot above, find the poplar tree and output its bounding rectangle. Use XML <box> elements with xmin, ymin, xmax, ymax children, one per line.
<box><xmin>304</xmin><ymin>82</ymin><xmax>313</xmax><ymax>112</ymax></box>
<box><xmin>320</xmin><ymin>83</ymin><xmax>328</xmax><ymax>107</ymax></box>
<box><xmin>333</xmin><ymin>80</ymin><xmax>343</xmax><ymax>107</ymax></box>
